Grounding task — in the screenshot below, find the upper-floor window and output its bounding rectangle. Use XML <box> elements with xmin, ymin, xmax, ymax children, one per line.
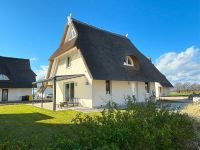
<box><xmin>68</xmin><ymin>26</ymin><xmax>76</xmax><ymax>41</ymax></box>
<box><xmin>106</xmin><ymin>80</ymin><xmax>111</xmax><ymax>94</ymax></box>
<box><xmin>0</xmin><ymin>74</ymin><xmax>9</xmax><ymax>80</ymax></box>
<box><xmin>66</xmin><ymin>56</ymin><xmax>71</xmax><ymax>68</ymax></box>
<box><xmin>124</xmin><ymin>56</ymin><xmax>134</xmax><ymax>66</ymax></box>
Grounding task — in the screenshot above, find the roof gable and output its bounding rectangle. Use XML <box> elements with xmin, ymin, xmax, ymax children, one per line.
<box><xmin>65</xmin><ymin>25</ymin><xmax>77</xmax><ymax>43</ymax></box>
<box><xmin>57</xmin><ymin>16</ymin><xmax>77</xmax><ymax>49</ymax></box>
<box><xmin>49</xmin><ymin>17</ymin><xmax>173</xmax><ymax>87</ymax></box>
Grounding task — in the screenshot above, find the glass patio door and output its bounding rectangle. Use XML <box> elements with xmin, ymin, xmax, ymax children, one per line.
<box><xmin>65</xmin><ymin>82</ymin><xmax>74</xmax><ymax>102</ymax></box>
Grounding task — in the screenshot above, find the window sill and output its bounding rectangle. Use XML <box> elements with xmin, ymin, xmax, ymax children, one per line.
<box><xmin>66</xmin><ymin>66</ymin><xmax>72</xmax><ymax>69</ymax></box>
<box><xmin>124</xmin><ymin>64</ymin><xmax>134</xmax><ymax>67</ymax></box>
<box><xmin>106</xmin><ymin>93</ymin><xmax>112</xmax><ymax>95</ymax></box>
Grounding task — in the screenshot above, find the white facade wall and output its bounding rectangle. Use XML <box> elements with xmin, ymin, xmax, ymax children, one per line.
<box><xmin>92</xmin><ymin>80</ymin><xmax>156</xmax><ymax>107</ymax></box>
<box><xmin>51</xmin><ymin>47</ymin><xmax>92</xmax><ymax>83</ymax></box>
<box><xmin>56</xmin><ymin>76</ymin><xmax>92</xmax><ymax>107</ymax></box>
<box><xmin>162</xmin><ymin>87</ymin><xmax>170</xmax><ymax>96</ymax></box>
<box><xmin>137</xmin><ymin>82</ymin><xmax>146</xmax><ymax>102</ymax></box>
<box><xmin>0</xmin><ymin>88</ymin><xmax>32</xmax><ymax>101</ymax></box>
<box><xmin>52</xmin><ymin>47</ymin><xmax>93</xmax><ymax>107</ymax></box>
<box><xmin>92</xmin><ymin>80</ymin><xmax>131</xmax><ymax>107</ymax></box>
<box><xmin>155</xmin><ymin>82</ymin><xmax>170</xmax><ymax>97</ymax></box>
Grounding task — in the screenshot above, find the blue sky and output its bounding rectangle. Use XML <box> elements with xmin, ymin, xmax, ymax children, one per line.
<box><xmin>0</xmin><ymin>0</ymin><xmax>200</xmax><ymax>83</ymax></box>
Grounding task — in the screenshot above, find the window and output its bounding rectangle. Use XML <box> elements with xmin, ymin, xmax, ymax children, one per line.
<box><xmin>0</xmin><ymin>74</ymin><xmax>9</xmax><ymax>80</ymax></box>
<box><xmin>159</xmin><ymin>87</ymin><xmax>162</xmax><ymax>93</ymax></box>
<box><xmin>66</xmin><ymin>56</ymin><xmax>71</xmax><ymax>68</ymax></box>
<box><xmin>124</xmin><ymin>56</ymin><xmax>134</xmax><ymax>66</ymax></box>
<box><xmin>145</xmin><ymin>82</ymin><xmax>150</xmax><ymax>93</ymax></box>
<box><xmin>68</xmin><ymin>26</ymin><xmax>76</xmax><ymax>41</ymax></box>
<box><xmin>106</xmin><ymin>80</ymin><xmax>111</xmax><ymax>94</ymax></box>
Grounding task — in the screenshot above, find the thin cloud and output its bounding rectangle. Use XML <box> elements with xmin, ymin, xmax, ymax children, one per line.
<box><xmin>155</xmin><ymin>46</ymin><xmax>200</xmax><ymax>84</ymax></box>
<box><xmin>34</xmin><ymin>65</ymin><xmax>49</xmax><ymax>80</ymax></box>
<box><xmin>30</xmin><ymin>57</ymin><xmax>39</xmax><ymax>61</ymax></box>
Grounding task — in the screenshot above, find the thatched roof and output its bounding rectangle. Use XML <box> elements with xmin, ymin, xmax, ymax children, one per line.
<box><xmin>50</xmin><ymin>18</ymin><xmax>173</xmax><ymax>87</ymax></box>
<box><xmin>0</xmin><ymin>56</ymin><xmax>36</xmax><ymax>88</ymax></box>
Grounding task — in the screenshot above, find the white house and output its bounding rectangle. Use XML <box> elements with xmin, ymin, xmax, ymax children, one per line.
<box><xmin>0</xmin><ymin>56</ymin><xmax>36</xmax><ymax>102</ymax></box>
<box><xmin>35</xmin><ymin>16</ymin><xmax>172</xmax><ymax>109</ymax></box>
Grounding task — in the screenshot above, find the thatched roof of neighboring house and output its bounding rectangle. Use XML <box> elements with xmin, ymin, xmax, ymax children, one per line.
<box><xmin>50</xmin><ymin>18</ymin><xmax>173</xmax><ymax>87</ymax></box>
<box><xmin>0</xmin><ymin>56</ymin><xmax>36</xmax><ymax>88</ymax></box>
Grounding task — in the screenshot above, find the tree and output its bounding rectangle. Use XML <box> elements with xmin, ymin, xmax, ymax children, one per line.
<box><xmin>174</xmin><ymin>82</ymin><xmax>183</xmax><ymax>93</ymax></box>
<box><xmin>174</xmin><ymin>82</ymin><xmax>200</xmax><ymax>93</ymax></box>
<box><xmin>183</xmin><ymin>82</ymin><xmax>192</xmax><ymax>92</ymax></box>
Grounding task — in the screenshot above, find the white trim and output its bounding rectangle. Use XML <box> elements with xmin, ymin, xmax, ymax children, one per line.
<box><xmin>63</xmin><ymin>81</ymin><xmax>75</xmax><ymax>102</ymax></box>
<box><xmin>124</xmin><ymin>56</ymin><xmax>134</xmax><ymax>66</ymax></box>
<box><xmin>65</xmin><ymin>24</ymin><xmax>77</xmax><ymax>42</ymax></box>
<box><xmin>56</xmin><ymin>47</ymin><xmax>77</xmax><ymax>59</ymax></box>
<box><xmin>50</xmin><ymin>58</ymin><xmax>59</xmax><ymax>78</ymax></box>
<box><xmin>68</xmin><ymin>26</ymin><xmax>76</xmax><ymax>41</ymax></box>
<box><xmin>67</xmin><ymin>15</ymin><xmax>72</xmax><ymax>24</ymax></box>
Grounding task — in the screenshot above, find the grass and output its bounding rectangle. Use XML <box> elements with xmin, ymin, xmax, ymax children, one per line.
<box><xmin>1</xmin><ymin>103</ymin><xmax>199</xmax><ymax>149</ymax></box>
<box><xmin>170</xmin><ymin>91</ymin><xmax>200</xmax><ymax>97</ymax></box>
<box><xmin>0</xmin><ymin>104</ymin><xmax>98</xmax><ymax>149</ymax></box>
<box><xmin>170</xmin><ymin>91</ymin><xmax>194</xmax><ymax>97</ymax></box>
<box><xmin>182</xmin><ymin>102</ymin><xmax>200</xmax><ymax>119</ymax></box>
<box><xmin>182</xmin><ymin>103</ymin><xmax>200</xmax><ymax>141</ymax></box>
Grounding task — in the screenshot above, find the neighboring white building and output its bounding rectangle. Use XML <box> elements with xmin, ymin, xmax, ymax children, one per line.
<box><xmin>36</xmin><ymin>16</ymin><xmax>172</xmax><ymax>108</ymax></box>
<box><xmin>0</xmin><ymin>56</ymin><xmax>36</xmax><ymax>102</ymax></box>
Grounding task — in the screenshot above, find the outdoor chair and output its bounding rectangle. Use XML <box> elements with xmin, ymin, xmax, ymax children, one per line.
<box><xmin>59</xmin><ymin>98</ymin><xmax>80</xmax><ymax>109</ymax></box>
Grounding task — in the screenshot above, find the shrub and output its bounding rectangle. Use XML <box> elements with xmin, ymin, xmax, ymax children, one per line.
<box><xmin>57</xmin><ymin>101</ymin><xmax>197</xmax><ymax>150</ymax></box>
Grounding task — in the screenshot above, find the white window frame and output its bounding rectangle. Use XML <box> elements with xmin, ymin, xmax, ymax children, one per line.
<box><xmin>68</xmin><ymin>26</ymin><xmax>76</xmax><ymax>41</ymax></box>
<box><xmin>0</xmin><ymin>74</ymin><xmax>9</xmax><ymax>80</ymax></box>
<box><xmin>63</xmin><ymin>82</ymin><xmax>75</xmax><ymax>103</ymax></box>
<box><xmin>124</xmin><ymin>56</ymin><xmax>134</xmax><ymax>66</ymax></box>
<box><xmin>66</xmin><ymin>56</ymin><xmax>72</xmax><ymax>68</ymax></box>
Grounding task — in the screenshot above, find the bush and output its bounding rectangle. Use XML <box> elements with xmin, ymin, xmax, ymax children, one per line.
<box><xmin>57</xmin><ymin>101</ymin><xmax>197</xmax><ymax>150</ymax></box>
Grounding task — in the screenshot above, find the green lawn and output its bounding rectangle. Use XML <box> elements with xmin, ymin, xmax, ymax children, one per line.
<box><xmin>170</xmin><ymin>91</ymin><xmax>196</xmax><ymax>97</ymax></box>
<box><xmin>0</xmin><ymin>104</ymin><xmax>97</xmax><ymax>149</ymax></box>
<box><xmin>170</xmin><ymin>91</ymin><xmax>200</xmax><ymax>97</ymax></box>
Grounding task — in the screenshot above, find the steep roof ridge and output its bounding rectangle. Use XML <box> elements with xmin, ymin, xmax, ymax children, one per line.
<box><xmin>71</xmin><ymin>18</ymin><xmax>128</xmax><ymax>40</ymax></box>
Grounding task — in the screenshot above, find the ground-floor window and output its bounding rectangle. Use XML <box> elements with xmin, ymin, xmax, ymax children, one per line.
<box><xmin>159</xmin><ymin>87</ymin><xmax>162</xmax><ymax>93</ymax></box>
<box><xmin>145</xmin><ymin>82</ymin><xmax>150</xmax><ymax>93</ymax></box>
<box><xmin>106</xmin><ymin>80</ymin><xmax>111</xmax><ymax>94</ymax></box>
<box><xmin>1</xmin><ymin>89</ymin><xmax>8</xmax><ymax>101</ymax></box>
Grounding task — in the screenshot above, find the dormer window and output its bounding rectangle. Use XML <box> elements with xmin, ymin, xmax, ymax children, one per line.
<box><xmin>68</xmin><ymin>26</ymin><xmax>76</xmax><ymax>41</ymax></box>
<box><xmin>0</xmin><ymin>74</ymin><xmax>9</xmax><ymax>80</ymax></box>
<box><xmin>124</xmin><ymin>56</ymin><xmax>134</xmax><ymax>66</ymax></box>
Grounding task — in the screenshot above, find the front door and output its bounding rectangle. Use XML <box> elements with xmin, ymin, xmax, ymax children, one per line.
<box><xmin>65</xmin><ymin>82</ymin><xmax>74</xmax><ymax>102</ymax></box>
<box><xmin>2</xmin><ymin>89</ymin><xmax>8</xmax><ymax>101</ymax></box>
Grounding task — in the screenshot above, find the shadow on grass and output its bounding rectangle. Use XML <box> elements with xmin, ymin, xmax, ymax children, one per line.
<box><xmin>0</xmin><ymin>113</ymin><xmax>78</xmax><ymax>149</ymax></box>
